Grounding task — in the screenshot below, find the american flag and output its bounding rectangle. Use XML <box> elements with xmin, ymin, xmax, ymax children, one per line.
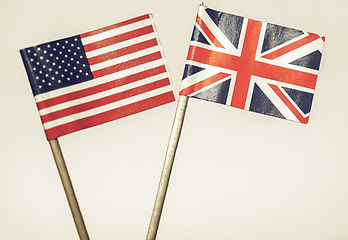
<box><xmin>20</xmin><ymin>14</ymin><xmax>175</xmax><ymax>140</ymax></box>
<box><xmin>180</xmin><ymin>6</ymin><xmax>325</xmax><ymax>123</ymax></box>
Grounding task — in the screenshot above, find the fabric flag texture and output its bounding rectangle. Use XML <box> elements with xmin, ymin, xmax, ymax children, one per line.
<box><xmin>20</xmin><ymin>14</ymin><xmax>175</xmax><ymax>140</ymax></box>
<box><xmin>180</xmin><ymin>6</ymin><xmax>325</xmax><ymax>123</ymax></box>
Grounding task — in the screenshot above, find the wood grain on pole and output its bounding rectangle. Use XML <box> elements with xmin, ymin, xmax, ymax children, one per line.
<box><xmin>146</xmin><ymin>95</ymin><xmax>189</xmax><ymax>240</ymax></box>
<box><xmin>49</xmin><ymin>139</ymin><xmax>89</xmax><ymax>240</ymax></box>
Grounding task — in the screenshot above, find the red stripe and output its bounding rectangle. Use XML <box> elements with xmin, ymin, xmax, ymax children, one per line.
<box><xmin>92</xmin><ymin>51</ymin><xmax>162</xmax><ymax>78</ymax></box>
<box><xmin>82</xmin><ymin>25</ymin><xmax>154</xmax><ymax>52</ymax></box>
<box><xmin>196</xmin><ymin>15</ymin><xmax>224</xmax><ymax>48</ymax></box>
<box><xmin>44</xmin><ymin>91</ymin><xmax>175</xmax><ymax>140</ymax></box>
<box><xmin>231</xmin><ymin>19</ymin><xmax>262</xmax><ymax>108</ymax></box>
<box><xmin>187</xmin><ymin>45</ymin><xmax>318</xmax><ymax>89</ymax></box>
<box><xmin>262</xmin><ymin>33</ymin><xmax>320</xmax><ymax>60</ymax></box>
<box><xmin>88</xmin><ymin>38</ymin><xmax>158</xmax><ymax>65</ymax></box>
<box><xmin>36</xmin><ymin>65</ymin><xmax>167</xmax><ymax>110</ymax></box>
<box><xmin>269</xmin><ymin>84</ymin><xmax>309</xmax><ymax>123</ymax></box>
<box><xmin>40</xmin><ymin>78</ymin><xmax>171</xmax><ymax>123</ymax></box>
<box><xmin>179</xmin><ymin>72</ymin><xmax>230</xmax><ymax>96</ymax></box>
<box><xmin>80</xmin><ymin>14</ymin><xmax>150</xmax><ymax>38</ymax></box>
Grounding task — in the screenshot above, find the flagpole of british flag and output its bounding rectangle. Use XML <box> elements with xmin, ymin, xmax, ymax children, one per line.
<box><xmin>147</xmin><ymin>3</ymin><xmax>324</xmax><ymax>239</ymax></box>
<box><xmin>20</xmin><ymin>14</ymin><xmax>175</xmax><ymax>240</ymax></box>
<box><xmin>146</xmin><ymin>95</ymin><xmax>188</xmax><ymax>240</ymax></box>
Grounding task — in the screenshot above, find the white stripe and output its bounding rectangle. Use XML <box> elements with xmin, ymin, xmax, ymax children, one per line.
<box><xmin>39</xmin><ymin>72</ymin><xmax>168</xmax><ymax>115</ymax></box>
<box><xmin>185</xmin><ymin>59</ymin><xmax>237</xmax><ymax>75</ymax></box>
<box><xmin>81</xmin><ymin>18</ymin><xmax>152</xmax><ymax>45</ymax></box>
<box><xmin>90</xmin><ymin>45</ymin><xmax>160</xmax><ymax>71</ymax></box>
<box><xmin>253</xmin><ymin>77</ymin><xmax>297</xmax><ymax>121</ymax></box>
<box><xmin>85</xmin><ymin>32</ymin><xmax>156</xmax><ymax>58</ymax></box>
<box><xmin>187</xmin><ymin>74</ymin><xmax>231</xmax><ymax>97</ymax></box>
<box><xmin>225</xmin><ymin>73</ymin><xmax>237</xmax><ymax>106</ymax></box>
<box><xmin>181</xmin><ymin>68</ymin><xmax>218</xmax><ymax>91</ymax></box>
<box><xmin>268</xmin><ymin>38</ymin><xmax>324</xmax><ymax>65</ymax></box>
<box><xmin>35</xmin><ymin>59</ymin><xmax>165</xmax><ymax>102</ymax></box>
<box><xmin>43</xmin><ymin>85</ymin><xmax>172</xmax><ymax>130</ymax></box>
<box><xmin>198</xmin><ymin>6</ymin><xmax>236</xmax><ymax>51</ymax></box>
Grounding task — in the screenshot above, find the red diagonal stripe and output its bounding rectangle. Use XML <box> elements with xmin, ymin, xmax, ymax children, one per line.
<box><xmin>92</xmin><ymin>51</ymin><xmax>162</xmax><ymax>78</ymax></box>
<box><xmin>262</xmin><ymin>33</ymin><xmax>321</xmax><ymax>60</ymax></box>
<box><xmin>40</xmin><ymin>78</ymin><xmax>171</xmax><ymax>123</ymax></box>
<box><xmin>88</xmin><ymin>38</ymin><xmax>158</xmax><ymax>65</ymax></box>
<box><xmin>44</xmin><ymin>91</ymin><xmax>175</xmax><ymax>140</ymax></box>
<box><xmin>80</xmin><ymin>14</ymin><xmax>150</xmax><ymax>38</ymax></box>
<box><xmin>36</xmin><ymin>65</ymin><xmax>167</xmax><ymax>110</ymax></box>
<box><xmin>179</xmin><ymin>72</ymin><xmax>230</xmax><ymax>96</ymax></box>
<box><xmin>196</xmin><ymin>15</ymin><xmax>224</xmax><ymax>48</ymax></box>
<box><xmin>269</xmin><ymin>84</ymin><xmax>309</xmax><ymax>123</ymax></box>
<box><xmin>82</xmin><ymin>25</ymin><xmax>154</xmax><ymax>52</ymax></box>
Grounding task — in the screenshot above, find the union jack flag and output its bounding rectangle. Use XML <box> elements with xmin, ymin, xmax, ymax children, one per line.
<box><xmin>180</xmin><ymin>6</ymin><xmax>325</xmax><ymax>123</ymax></box>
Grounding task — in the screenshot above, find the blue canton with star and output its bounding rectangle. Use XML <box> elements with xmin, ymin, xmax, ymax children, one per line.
<box><xmin>20</xmin><ymin>35</ymin><xmax>93</xmax><ymax>96</ymax></box>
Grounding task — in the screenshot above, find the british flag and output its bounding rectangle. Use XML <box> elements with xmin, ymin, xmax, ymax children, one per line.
<box><xmin>180</xmin><ymin>6</ymin><xmax>325</xmax><ymax>123</ymax></box>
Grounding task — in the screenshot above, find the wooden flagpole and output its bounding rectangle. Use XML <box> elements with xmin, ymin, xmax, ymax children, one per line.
<box><xmin>146</xmin><ymin>95</ymin><xmax>189</xmax><ymax>240</ymax></box>
<box><xmin>48</xmin><ymin>139</ymin><xmax>90</xmax><ymax>240</ymax></box>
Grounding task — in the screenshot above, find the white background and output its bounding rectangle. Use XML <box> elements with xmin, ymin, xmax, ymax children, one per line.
<box><xmin>1</xmin><ymin>0</ymin><xmax>347</xmax><ymax>239</ymax></box>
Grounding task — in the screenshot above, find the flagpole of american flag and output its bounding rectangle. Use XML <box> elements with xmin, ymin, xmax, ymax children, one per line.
<box><xmin>146</xmin><ymin>95</ymin><xmax>188</xmax><ymax>240</ymax></box>
<box><xmin>48</xmin><ymin>139</ymin><xmax>89</xmax><ymax>240</ymax></box>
